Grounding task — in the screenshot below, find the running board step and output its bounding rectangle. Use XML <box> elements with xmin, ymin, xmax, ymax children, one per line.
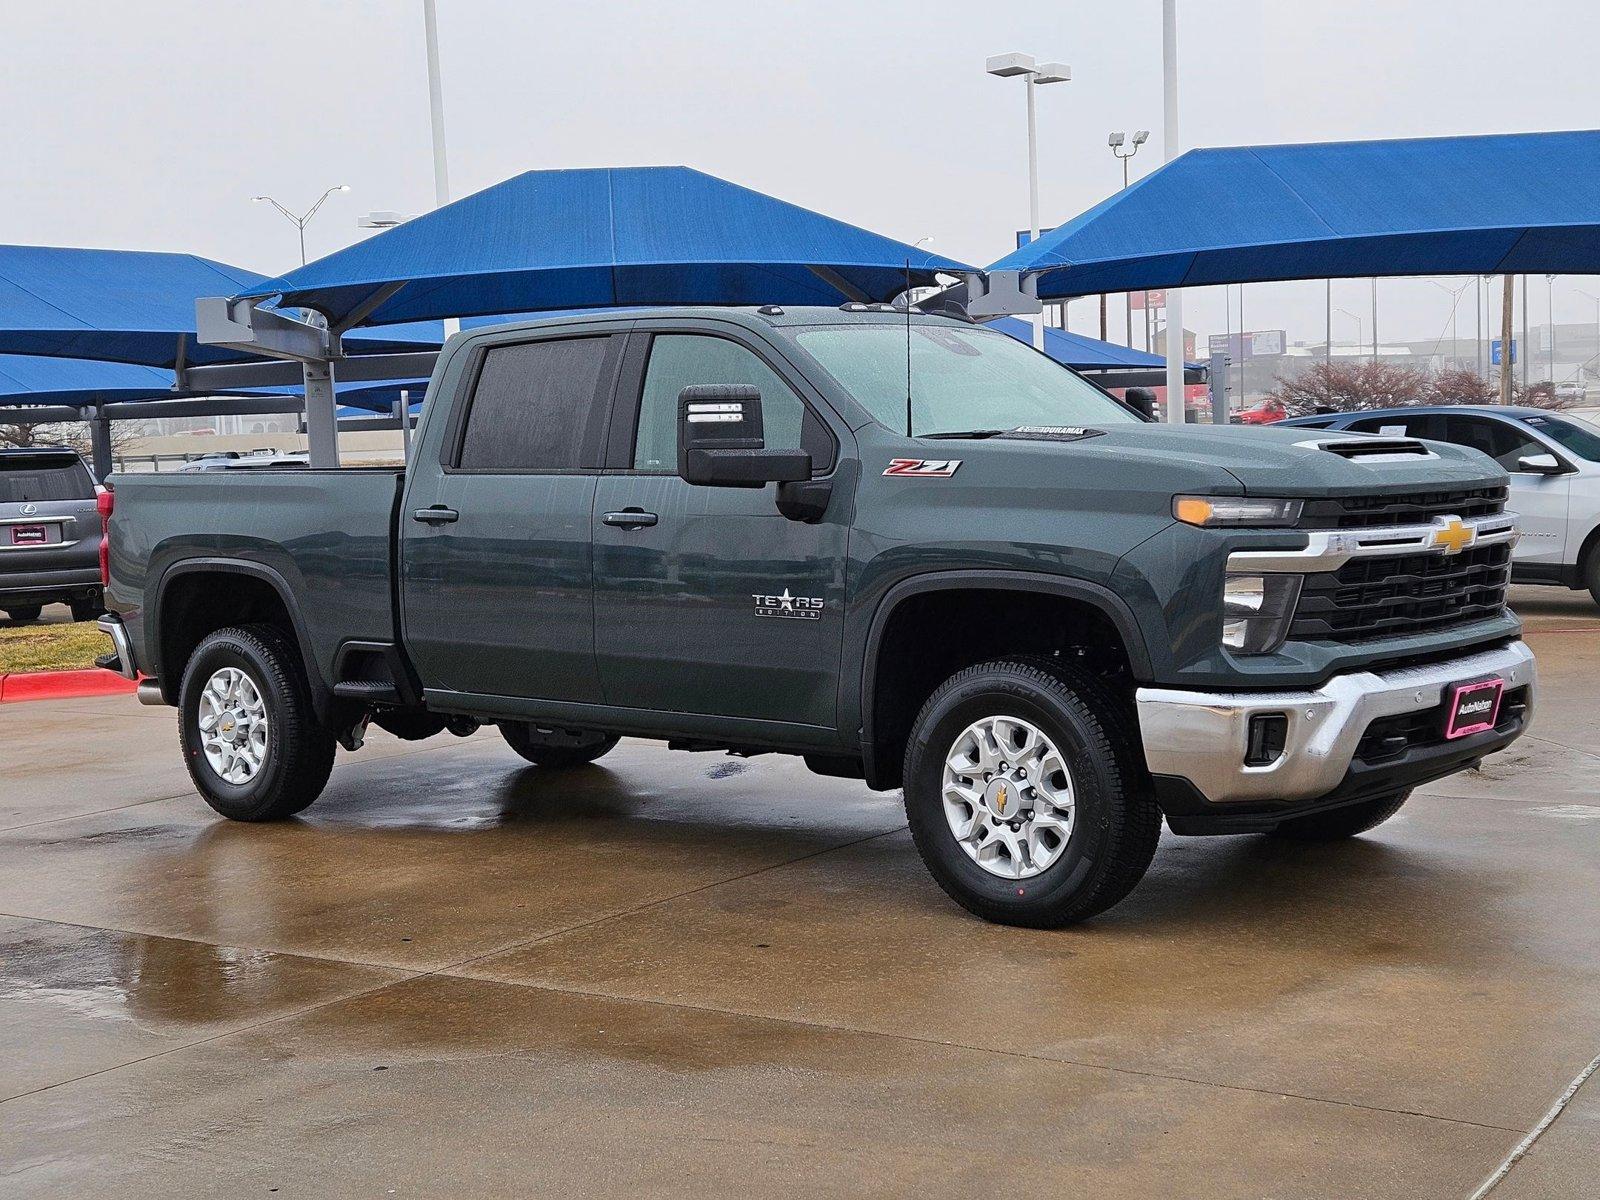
<box><xmin>332</xmin><ymin>680</ymin><xmax>401</xmax><ymax>702</ymax></box>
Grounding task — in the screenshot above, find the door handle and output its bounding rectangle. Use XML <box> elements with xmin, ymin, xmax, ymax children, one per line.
<box><xmin>603</xmin><ymin>508</ymin><xmax>658</xmax><ymax>530</ymax></box>
<box><xmin>412</xmin><ymin>506</ymin><xmax>460</xmax><ymax>525</ymax></box>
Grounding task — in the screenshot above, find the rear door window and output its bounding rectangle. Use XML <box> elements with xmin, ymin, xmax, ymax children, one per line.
<box><xmin>1440</xmin><ymin>415</ymin><xmax>1546</xmax><ymax>471</ymax></box>
<box><xmin>1346</xmin><ymin>414</ymin><xmax>1446</xmax><ymax>441</ymax></box>
<box><xmin>0</xmin><ymin>453</ymin><xmax>94</xmax><ymax>502</ymax></box>
<box><xmin>455</xmin><ymin>336</ymin><xmax>619</xmax><ymax>471</ymax></box>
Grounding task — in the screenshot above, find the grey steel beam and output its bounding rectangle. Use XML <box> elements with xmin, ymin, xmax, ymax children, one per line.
<box><xmin>88</xmin><ymin>409</ymin><xmax>113</xmax><ymax>482</ymax></box>
<box><xmin>303</xmin><ymin>360</ymin><xmax>339</xmax><ymax>467</ymax></box>
<box><xmin>195</xmin><ymin>296</ymin><xmax>332</xmax><ymax>363</ymax></box>
<box><xmin>100</xmin><ymin>396</ymin><xmax>308</xmax><ymax>420</ymax></box>
<box><xmin>0</xmin><ymin>405</ymin><xmax>83</xmax><ymax>424</ymax></box>
<box><xmin>181</xmin><ymin>351</ymin><xmax>438</xmax><ymax>391</ymax></box>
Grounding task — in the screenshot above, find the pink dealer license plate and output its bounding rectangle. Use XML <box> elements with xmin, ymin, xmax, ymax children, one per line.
<box><xmin>1444</xmin><ymin>677</ymin><xmax>1505</xmax><ymax>739</ymax></box>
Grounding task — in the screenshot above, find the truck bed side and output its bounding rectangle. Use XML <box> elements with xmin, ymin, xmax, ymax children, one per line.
<box><xmin>108</xmin><ymin>468</ymin><xmax>403</xmax><ymax>703</ymax></box>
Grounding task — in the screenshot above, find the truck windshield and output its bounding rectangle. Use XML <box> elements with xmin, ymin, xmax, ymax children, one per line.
<box><xmin>0</xmin><ymin>453</ymin><xmax>94</xmax><ymax>503</ymax></box>
<box><xmin>793</xmin><ymin>324</ymin><xmax>1140</xmax><ymax>436</ymax></box>
<box><xmin>1517</xmin><ymin>413</ymin><xmax>1600</xmax><ymax>462</ymax></box>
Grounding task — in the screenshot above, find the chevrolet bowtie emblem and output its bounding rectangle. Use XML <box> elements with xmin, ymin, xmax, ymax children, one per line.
<box><xmin>995</xmin><ymin>786</ymin><xmax>1007</xmax><ymax>814</ymax></box>
<box><xmin>1431</xmin><ymin>516</ymin><xmax>1475</xmax><ymax>555</ymax></box>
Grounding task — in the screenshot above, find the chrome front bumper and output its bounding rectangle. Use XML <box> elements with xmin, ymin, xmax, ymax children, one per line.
<box><xmin>1136</xmin><ymin>640</ymin><xmax>1535</xmax><ymax>806</ymax></box>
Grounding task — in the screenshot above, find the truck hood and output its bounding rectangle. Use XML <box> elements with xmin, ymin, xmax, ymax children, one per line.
<box><xmin>1031</xmin><ymin>423</ymin><xmax>1506</xmax><ymax>495</ymax></box>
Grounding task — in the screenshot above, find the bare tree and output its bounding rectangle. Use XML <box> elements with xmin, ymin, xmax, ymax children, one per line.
<box><xmin>1267</xmin><ymin>361</ymin><xmax>1430</xmax><ymax>415</ymax></box>
<box><xmin>0</xmin><ymin>419</ymin><xmax>139</xmax><ymax>463</ymax></box>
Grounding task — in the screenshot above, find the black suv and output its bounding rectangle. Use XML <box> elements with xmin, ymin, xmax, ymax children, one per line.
<box><xmin>0</xmin><ymin>446</ymin><xmax>104</xmax><ymax>623</ymax></box>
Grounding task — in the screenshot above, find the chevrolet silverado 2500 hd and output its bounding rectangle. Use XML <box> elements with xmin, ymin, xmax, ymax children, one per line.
<box><xmin>97</xmin><ymin>307</ymin><xmax>1535</xmax><ymax>926</ymax></box>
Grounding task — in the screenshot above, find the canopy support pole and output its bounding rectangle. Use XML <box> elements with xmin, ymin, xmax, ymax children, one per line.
<box><xmin>304</xmin><ymin>361</ymin><xmax>339</xmax><ymax>468</ymax></box>
<box><xmin>1162</xmin><ymin>0</ymin><xmax>1185</xmax><ymax>424</ymax></box>
<box><xmin>87</xmin><ymin>407</ymin><xmax>114</xmax><ymax>482</ymax></box>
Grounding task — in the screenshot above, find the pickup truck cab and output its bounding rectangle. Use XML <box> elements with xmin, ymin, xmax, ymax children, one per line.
<box><xmin>0</xmin><ymin>446</ymin><xmax>104</xmax><ymax>623</ymax></box>
<box><xmin>99</xmin><ymin>307</ymin><xmax>1535</xmax><ymax>926</ymax></box>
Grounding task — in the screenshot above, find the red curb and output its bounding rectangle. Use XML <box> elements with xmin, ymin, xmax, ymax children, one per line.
<box><xmin>0</xmin><ymin>669</ymin><xmax>139</xmax><ymax>703</ymax></box>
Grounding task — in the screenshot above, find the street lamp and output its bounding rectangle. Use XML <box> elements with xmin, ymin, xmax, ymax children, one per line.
<box><xmin>1337</xmin><ymin>307</ymin><xmax>1363</xmax><ymax>356</ymax></box>
<box><xmin>1577</xmin><ymin>289</ymin><xmax>1600</xmax><ymax>388</ymax></box>
<box><xmin>986</xmin><ymin>52</ymin><xmax>1071</xmax><ymax>350</ymax></box>
<box><xmin>1109</xmin><ymin>130</ymin><xmax>1150</xmax><ymax>348</ymax></box>
<box><xmin>1546</xmin><ymin>274</ymin><xmax>1557</xmax><ymax>385</ymax></box>
<box><xmin>252</xmin><ymin>185</ymin><xmax>351</xmax><ymax>265</ymax></box>
<box><xmin>1427</xmin><ymin>279</ymin><xmax>1470</xmax><ymax>368</ymax></box>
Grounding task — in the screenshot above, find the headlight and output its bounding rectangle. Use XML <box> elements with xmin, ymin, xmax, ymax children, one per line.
<box><xmin>1174</xmin><ymin>496</ymin><xmax>1303</xmax><ymax>527</ymax></box>
<box><xmin>1222</xmin><ymin>573</ymin><xmax>1302</xmax><ymax>654</ymax></box>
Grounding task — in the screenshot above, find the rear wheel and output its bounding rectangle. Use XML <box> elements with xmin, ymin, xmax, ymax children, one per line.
<box><xmin>179</xmin><ymin>624</ymin><xmax>336</xmax><ymax>821</ymax></box>
<box><xmin>902</xmin><ymin>657</ymin><xmax>1161</xmax><ymax>928</ymax></box>
<box><xmin>500</xmin><ymin>723</ymin><xmax>620</xmax><ymax>768</ymax></box>
<box><xmin>1584</xmin><ymin>542</ymin><xmax>1600</xmax><ymax>608</ymax></box>
<box><xmin>3</xmin><ymin>605</ymin><xmax>42</xmax><ymax>623</ymax></box>
<box><xmin>1267</xmin><ymin>791</ymin><xmax>1411</xmax><ymax>842</ymax></box>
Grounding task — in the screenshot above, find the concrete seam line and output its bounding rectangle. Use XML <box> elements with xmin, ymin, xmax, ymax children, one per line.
<box><xmin>1467</xmin><ymin>1049</ymin><xmax>1600</xmax><ymax>1199</ymax></box>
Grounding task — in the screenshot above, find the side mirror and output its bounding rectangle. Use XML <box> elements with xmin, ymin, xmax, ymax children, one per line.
<box><xmin>1124</xmin><ymin>387</ymin><xmax>1157</xmax><ymax>420</ymax></box>
<box><xmin>1516</xmin><ymin>452</ymin><xmax>1567</xmax><ymax>475</ymax></box>
<box><xmin>677</xmin><ymin>385</ymin><xmax>811</xmax><ymax>488</ymax></box>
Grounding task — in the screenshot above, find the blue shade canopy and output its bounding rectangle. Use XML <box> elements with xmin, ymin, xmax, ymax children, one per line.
<box><xmin>990</xmin><ymin>130</ymin><xmax>1600</xmax><ymax>299</ymax></box>
<box><xmin>0</xmin><ymin>353</ymin><xmax>428</xmax><ymax>415</ymax></box>
<box><xmin>242</xmin><ymin>166</ymin><xmax>973</xmax><ymax>327</ymax></box>
<box><xmin>0</xmin><ymin>355</ymin><xmax>177</xmax><ymax>405</ymax></box>
<box><xmin>0</xmin><ymin>245</ymin><xmax>443</xmax><ymax>369</ymax></box>
<box><xmin>986</xmin><ymin>317</ymin><xmax>1172</xmax><ymax>370</ymax></box>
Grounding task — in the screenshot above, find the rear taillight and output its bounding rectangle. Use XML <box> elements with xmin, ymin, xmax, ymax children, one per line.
<box><xmin>97</xmin><ymin>488</ymin><xmax>114</xmax><ymax>586</ymax></box>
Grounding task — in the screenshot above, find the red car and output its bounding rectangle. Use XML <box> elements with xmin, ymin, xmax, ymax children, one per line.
<box><xmin>1234</xmin><ymin>399</ymin><xmax>1286</xmax><ymax>425</ymax></box>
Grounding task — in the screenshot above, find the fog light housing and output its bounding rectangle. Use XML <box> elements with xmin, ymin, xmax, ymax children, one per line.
<box><xmin>1245</xmin><ymin>713</ymin><xmax>1289</xmax><ymax>767</ymax></box>
<box><xmin>1222</xmin><ymin>573</ymin><xmax>1302</xmax><ymax>654</ymax></box>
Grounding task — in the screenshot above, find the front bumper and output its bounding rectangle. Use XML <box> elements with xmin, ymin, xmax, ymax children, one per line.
<box><xmin>1136</xmin><ymin>640</ymin><xmax>1535</xmax><ymax>810</ymax></box>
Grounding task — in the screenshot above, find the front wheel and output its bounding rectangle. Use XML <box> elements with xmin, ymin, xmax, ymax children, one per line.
<box><xmin>1266</xmin><ymin>791</ymin><xmax>1411</xmax><ymax>842</ymax></box>
<box><xmin>500</xmin><ymin>723</ymin><xmax>620</xmax><ymax>768</ymax></box>
<box><xmin>903</xmin><ymin>657</ymin><xmax>1161</xmax><ymax>928</ymax></box>
<box><xmin>178</xmin><ymin>624</ymin><xmax>336</xmax><ymax>821</ymax></box>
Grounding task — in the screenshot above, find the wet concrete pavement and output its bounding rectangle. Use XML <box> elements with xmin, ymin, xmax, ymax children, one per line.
<box><xmin>0</xmin><ymin>586</ymin><xmax>1596</xmax><ymax>1197</ymax></box>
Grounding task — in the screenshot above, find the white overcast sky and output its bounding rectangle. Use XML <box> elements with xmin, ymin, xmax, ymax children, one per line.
<box><xmin>3</xmin><ymin>0</ymin><xmax>1598</xmax><ymax>352</ymax></box>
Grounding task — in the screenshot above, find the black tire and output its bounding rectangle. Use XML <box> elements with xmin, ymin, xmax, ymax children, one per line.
<box><xmin>903</xmin><ymin>657</ymin><xmax>1161</xmax><ymax>928</ymax></box>
<box><xmin>178</xmin><ymin>624</ymin><xmax>336</xmax><ymax>822</ymax></box>
<box><xmin>3</xmin><ymin>605</ymin><xmax>42</xmax><ymax>623</ymax></box>
<box><xmin>500</xmin><ymin>723</ymin><xmax>620</xmax><ymax>768</ymax></box>
<box><xmin>372</xmin><ymin>711</ymin><xmax>450</xmax><ymax>741</ymax></box>
<box><xmin>1584</xmin><ymin>542</ymin><xmax>1600</xmax><ymax>608</ymax></box>
<box><xmin>69</xmin><ymin>593</ymin><xmax>104</xmax><ymax>623</ymax></box>
<box><xmin>1267</xmin><ymin>790</ymin><xmax>1411</xmax><ymax>842</ymax></box>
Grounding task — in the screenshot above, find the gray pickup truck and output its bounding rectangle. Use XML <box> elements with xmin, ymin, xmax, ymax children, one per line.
<box><xmin>1</xmin><ymin>446</ymin><xmax>104</xmax><ymax>622</ymax></box>
<box><xmin>98</xmin><ymin>307</ymin><xmax>1535</xmax><ymax>926</ymax></box>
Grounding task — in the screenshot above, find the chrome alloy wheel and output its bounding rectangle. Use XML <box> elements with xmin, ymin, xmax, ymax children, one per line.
<box><xmin>942</xmin><ymin>714</ymin><xmax>1075</xmax><ymax>880</ymax></box>
<box><xmin>197</xmin><ymin>666</ymin><xmax>271</xmax><ymax>785</ymax></box>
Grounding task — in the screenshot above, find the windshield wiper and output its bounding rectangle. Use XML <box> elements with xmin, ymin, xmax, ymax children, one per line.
<box><xmin>920</xmin><ymin>429</ymin><xmax>1008</xmax><ymax>440</ymax></box>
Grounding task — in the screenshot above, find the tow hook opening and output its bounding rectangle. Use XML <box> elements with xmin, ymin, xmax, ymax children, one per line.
<box><xmin>1245</xmin><ymin>713</ymin><xmax>1289</xmax><ymax>768</ymax></box>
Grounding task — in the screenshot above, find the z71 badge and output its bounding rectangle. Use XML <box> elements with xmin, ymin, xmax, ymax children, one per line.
<box><xmin>883</xmin><ymin>458</ymin><xmax>961</xmax><ymax>477</ymax></box>
<box><xmin>753</xmin><ymin>589</ymin><xmax>824</xmax><ymax>619</ymax></box>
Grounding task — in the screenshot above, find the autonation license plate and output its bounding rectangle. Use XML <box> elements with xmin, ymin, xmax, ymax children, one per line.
<box><xmin>9</xmin><ymin>524</ymin><xmax>46</xmax><ymax>546</ymax></box>
<box><xmin>1444</xmin><ymin>677</ymin><xmax>1505</xmax><ymax>739</ymax></box>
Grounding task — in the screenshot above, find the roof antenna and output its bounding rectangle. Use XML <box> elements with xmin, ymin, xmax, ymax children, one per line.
<box><xmin>905</xmin><ymin>256</ymin><xmax>914</xmax><ymax>437</ymax></box>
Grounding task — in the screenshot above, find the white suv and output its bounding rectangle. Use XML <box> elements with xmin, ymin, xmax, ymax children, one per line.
<box><xmin>1281</xmin><ymin>405</ymin><xmax>1600</xmax><ymax>605</ymax></box>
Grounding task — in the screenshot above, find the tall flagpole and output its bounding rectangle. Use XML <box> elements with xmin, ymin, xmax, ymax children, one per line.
<box><xmin>1162</xmin><ymin>0</ymin><xmax>1185</xmax><ymax>423</ymax></box>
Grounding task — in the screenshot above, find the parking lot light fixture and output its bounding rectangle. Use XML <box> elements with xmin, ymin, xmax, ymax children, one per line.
<box><xmin>1109</xmin><ymin>130</ymin><xmax>1151</xmax><ymax>348</ymax></box>
<box><xmin>986</xmin><ymin>51</ymin><xmax>1071</xmax><ymax>350</ymax></box>
<box><xmin>251</xmin><ymin>184</ymin><xmax>351</xmax><ymax>265</ymax></box>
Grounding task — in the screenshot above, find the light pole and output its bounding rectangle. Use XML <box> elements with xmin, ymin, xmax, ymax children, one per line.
<box><xmin>1546</xmin><ymin>274</ymin><xmax>1557</xmax><ymax>384</ymax></box>
<box><xmin>986</xmin><ymin>52</ymin><xmax>1071</xmax><ymax>351</ymax></box>
<box><xmin>1337</xmin><ymin>307</ymin><xmax>1362</xmax><ymax>357</ymax></box>
<box><xmin>1161</xmin><ymin>0</ymin><xmax>1185</xmax><ymax>423</ymax></box>
<box><xmin>422</xmin><ymin>0</ymin><xmax>458</xmax><ymax>336</ymax></box>
<box><xmin>1427</xmin><ymin>279</ymin><xmax>1469</xmax><ymax>367</ymax></box>
<box><xmin>1109</xmin><ymin>130</ymin><xmax>1149</xmax><ymax>348</ymax></box>
<box><xmin>1577</xmin><ymin>288</ymin><xmax>1600</xmax><ymax>387</ymax></box>
<box><xmin>251</xmin><ymin>185</ymin><xmax>350</xmax><ymax>265</ymax></box>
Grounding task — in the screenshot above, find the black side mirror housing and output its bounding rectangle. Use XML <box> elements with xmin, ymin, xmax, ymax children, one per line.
<box><xmin>677</xmin><ymin>384</ymin><xmax>811</xmax><ymax>488</ymax></box>
<box><xmin>1124</xmin><ymin>387</ymin><xmax>1157</xmax><ymax>420</ymax></box>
